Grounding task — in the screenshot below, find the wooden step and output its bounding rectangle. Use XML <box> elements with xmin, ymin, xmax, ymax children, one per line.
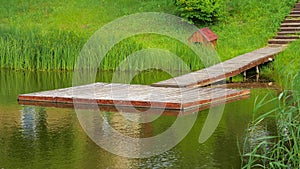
<box><xmin>283</xmin><ymin>19</ymin><xmax>300</xmax><ymax>23</ymax></box>
<box><xmin>280</xmin><ymin>27</ymin><xmax>300</xmax><ymax>31</ymax></box>
<box><xmin>268</xmin><ymin>39</ymin><xmax>297</xmax><ymax>45</ymax></box>
<box><xmin>292</xmin><ymin>8</ymin><xmax>300</xmax><ymax>12</ymax></box>
<box><xmin>277</xmin><ymin>31</ymin><xmax>300</xmax><ymax>35</ymax></box>
<box><xmin>281</xmin><ymin>22</ymin><xmax>300</xmax><ymax>27</ymax></box>
<box><xmin>268</xmin><ymin>44</ymin><xmax>286</xmax><ymax>47</ymax></box>
<box><xmin>274</xmin><ymin>35</ymin><xmax>300</xmax><ymax>39</ymax></box>
<box><xmin>296</xmin><ymin>3</ymin><xmax>300</xmax><ymax>8</ymax></box>
<box><xmin>291</xmin><ymin>11</ymin><xmax>300</xmax><ymax>15</ymax></box>
<box><xmin>288</xmin><ymin>14</ymin><xmax>300</xmax><ymax>18</ymax></box>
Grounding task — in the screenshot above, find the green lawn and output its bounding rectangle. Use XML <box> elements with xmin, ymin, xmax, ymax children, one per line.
<box><xmin>0</xmin><ymin>0</ymin><xmax>298</xmax><ymax>79</ymax></box>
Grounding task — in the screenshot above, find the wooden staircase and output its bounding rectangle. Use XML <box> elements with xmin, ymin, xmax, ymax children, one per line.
<box><xmin>269</xmin><ymin>2</ymin><xmax>300</xmax><ymax>45</ymax></box>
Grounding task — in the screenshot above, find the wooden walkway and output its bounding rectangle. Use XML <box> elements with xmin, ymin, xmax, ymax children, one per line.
<box><xmin>153</xmin><ymin>2</ymin><xmax>300</xmax><ymax>88</ymax></box>
<box><xmin>18</xmin><ymin>82</ymin><xmax>250</xmax><ymax>111</ymax></box>
<box><xmin>152</xmin><ymin>46</ymin><xmax>285</xmax><ymax>88</ymax></box>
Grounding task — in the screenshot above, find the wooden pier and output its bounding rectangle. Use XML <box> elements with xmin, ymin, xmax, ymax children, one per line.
<box><xmin>18</xmin><ymin>82</ymin><xmax>250</xmax><ymax>111</ymax></box>
<box><xmin>152</xmin><ymin>46</ymin><xmax>285</xmax><ymax>88</ymax></box>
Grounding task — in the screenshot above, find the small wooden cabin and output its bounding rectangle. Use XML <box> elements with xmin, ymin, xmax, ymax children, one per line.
<box><xmin>188</xmin><ymin>27</ymin><xmax>218</xmax><ymax>48</ymax></box>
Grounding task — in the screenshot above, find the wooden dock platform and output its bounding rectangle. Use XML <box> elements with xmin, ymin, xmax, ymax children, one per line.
<box><xmin>18</xmin><ymin>82</ymin><xmax>250</xmax><ymax>111</ymax></box>
<box><xmin>152</xmin><ymin>46</ymin><xmax>285</xmax><ymax>88</ymax></box>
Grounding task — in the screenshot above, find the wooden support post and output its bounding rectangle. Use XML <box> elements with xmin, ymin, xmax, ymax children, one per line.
<box><xmin>256</xmin><ymin>66</ymin><xmax>260</xmax><ymax>82</ymax></box>
<box><xmin>243</xmin><ymin>71</ymin><xmax>247</xmax><ymax>81</ymax></box>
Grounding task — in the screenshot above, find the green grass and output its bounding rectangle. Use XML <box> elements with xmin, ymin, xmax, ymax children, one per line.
<box><xmin>0</xmin><ymin>27</ymin><xmax>85</xmax><ymax>70</ymax></box>
<box><xmin>213</xmin><ymin>0</ymin><xmax>297</xmax><ymax>60</ymax></box>
<box><xmin>0</xmin><ymin>0</ymin><xmax>297</xmax><ymax>71</ymax></box>
<box><xmin>0</xmin><ymin>0</ymin><xmax>176</xmax><ymax>36</ymax></box>
<box><xmin>272</xmin><ymin>40</ymin><xmax>300</xmax><ymax>89</ymax></box>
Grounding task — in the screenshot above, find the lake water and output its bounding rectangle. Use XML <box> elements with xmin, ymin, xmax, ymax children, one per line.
<box><xmin>0</xmin><ymin>70</ymin><xmax>277</xmax><ymax>169</ymax></box>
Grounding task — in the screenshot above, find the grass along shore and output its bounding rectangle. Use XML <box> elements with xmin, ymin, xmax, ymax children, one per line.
<box><xmin>0</xmin><ymin>0</ymin><xmax>297</xmax><ymax>71</ymax></box>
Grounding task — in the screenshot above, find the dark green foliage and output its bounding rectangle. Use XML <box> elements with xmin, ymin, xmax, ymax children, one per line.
<box><xmin>174</xmin><ymin>0</ymin><xmax>224</xmax><ymax>24</ymax></box>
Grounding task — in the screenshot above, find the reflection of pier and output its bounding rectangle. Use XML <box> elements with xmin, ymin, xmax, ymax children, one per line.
<box><xmin>18</xmin><ymin>82</ymin><xmax>250</xmax><ymax>112</ymax></box>
<box><xmin>20</xmin><ymin>107</ymin><xmax>37</xmax><ymax>138</ymax></box>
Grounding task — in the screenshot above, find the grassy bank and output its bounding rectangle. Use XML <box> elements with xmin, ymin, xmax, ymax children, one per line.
<box><xmin>0</xmin><ymin>0</ymin><xmax>296</xmax><ymax>71</ymax></box>
<box><xmin>273</xmin><ymin>40</ymin><xmax>300</xmax><ymax>89</ymax></box>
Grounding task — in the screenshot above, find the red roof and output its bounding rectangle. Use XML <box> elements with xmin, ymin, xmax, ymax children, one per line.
<box><xmin>199</xmin><ymin>27</ymin><xmax>218</xmax><ymax>41</ymax></box>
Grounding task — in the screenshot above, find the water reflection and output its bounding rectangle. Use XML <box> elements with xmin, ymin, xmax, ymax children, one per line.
<box><xmin>21</xmin><ymin>107</ymin><xmax>37</xmax><ymax>139</ymax></box>
<box><xmin>0</xmin><ymin>70</ymin><xmax>279</xmax><ymax>168</ymax></box>
<box><xmin>0</xmin><ymin>92</ymin><xmax>277</xmax><ymax>169</ymax></box>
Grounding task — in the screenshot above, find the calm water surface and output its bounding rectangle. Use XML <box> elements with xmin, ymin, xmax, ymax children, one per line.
<box><xmin>0</xmin><ymin>70</ymin><xmax>277</xmax><ymax>169</ymax></box>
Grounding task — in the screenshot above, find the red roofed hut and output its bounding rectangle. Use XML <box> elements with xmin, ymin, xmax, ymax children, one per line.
<box><xmin>188</xmin><ymin>27</ymin><xmax>218</xmax><ymax>48</ymax></box>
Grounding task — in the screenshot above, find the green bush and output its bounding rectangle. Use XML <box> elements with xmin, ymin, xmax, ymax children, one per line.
<box><xmin>174</xmin><ymin>0</ymin><xmax>224</xmax><ymax>24</ymax></box>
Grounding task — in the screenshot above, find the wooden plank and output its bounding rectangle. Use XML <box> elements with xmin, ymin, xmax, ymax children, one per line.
<box><xmin>290</xmin><ymin>11</ymin><xmax>300</xmax><ymax>15</ymax></box>
<box><xmin>280</xmin><ymin>27</ymin><xmax>300</xmax><ymax>31</ymax></box>
<box><xmin>281</xmin><ymin>23</ymin><xmax>300</xmax><ymax>27</ymax></box>
<box><xmin>269</xmin><ymin>39</ymin><xmax>297</xmax><ymax>44</ymax></box>
<box><xmin>18</xmin><ymin>82</ymin><xmax>250</xmax><ymax>111</ymax></box>
<box><xmin>274</xmin><ymin>35</ymin><xmax>300</xmax><ymax>39</ymax></box>
<box><xmin>18</xmin><ymin>94</ymin><xmax>250</xmax><ymax>116</ymax></box>
<box><xmin>288</xmin><ymin>14</ymin><xmax>300</xmax><ymax>18</ymax></box>
<box><xmin>277</xmin><ymin>31</ymin><xmax>300</xmax><ymax>35</ymax></box>
<box><xmin>292</xmin><ymin>8</ymin><xmax>300</xmax><ymax>12</ymax></box>
<box><xmin>283</xmin><ymin>19</ymin><xmax>300</xmax><ymax>23</ymax></box>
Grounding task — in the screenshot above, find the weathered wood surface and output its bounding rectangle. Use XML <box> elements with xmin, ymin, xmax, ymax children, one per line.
<box><xmin>18</xmin><ymin>82</ymin><xmax>250</xmax><ymax>111</ymax></box>
<box><xmin>269</xmin><ymin>39</ymin><xmax>297</xmax><ymax>44</ymax></box>
<box><xmin>17</xmin><ymin>100</ymin><xmax>196</xmax><ymax>116</ymax></box>
<box><xmin>18</xmin><ymin>94</ymin><xmax>249</xmax><ymax>116</ymax></box>
<box><xmin>152</xmin><ymin>46</ymin><xmax>285</xmax><ymax>88</ymax></box>
<box><xmin>283</xmin><ymin>19</ymin><xmax>300</xmax><ymax>23</ymax></box>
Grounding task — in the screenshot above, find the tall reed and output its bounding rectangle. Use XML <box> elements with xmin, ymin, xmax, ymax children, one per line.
<box><xmin>0</xmin><ymin>28</ymin><xmax>84</xmax><ymax>71</ymax></box>
<box><xmin>241</xmin><ymin>77</ymin><xmax>300</xmax><ymax>168</ymax></box>
<box><xmin>0</xmin><ymin>29</ymin><xmax>209</xmax><ymax>71</ymax></box>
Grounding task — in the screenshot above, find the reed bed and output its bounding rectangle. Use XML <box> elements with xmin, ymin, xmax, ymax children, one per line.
<box><xmin>241</xmin><ymin>79</ymin><xmax>300</xmax><ymax>168</ymax></box>
<box><xmin>0</xmin><ymin>28</ymin><xmax>84</xmax><ymax>71</ymax></box>
<box><xmin>0</xmin><ymin>29</ymin><xmax>211</xmax><ymax>71</ymax></box>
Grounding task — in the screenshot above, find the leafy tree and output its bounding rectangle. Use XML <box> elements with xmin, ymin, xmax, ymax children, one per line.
<box><xmin>174</xmin><ymin>0</ymin><xmax>224</xmax><ymax>24</ymax></box>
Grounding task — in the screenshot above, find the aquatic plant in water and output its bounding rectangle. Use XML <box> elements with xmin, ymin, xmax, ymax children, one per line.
<box><xmin>241</xmin><ymin>85</ymin><xmax>300</xmax><ymax>168</ymax></box>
